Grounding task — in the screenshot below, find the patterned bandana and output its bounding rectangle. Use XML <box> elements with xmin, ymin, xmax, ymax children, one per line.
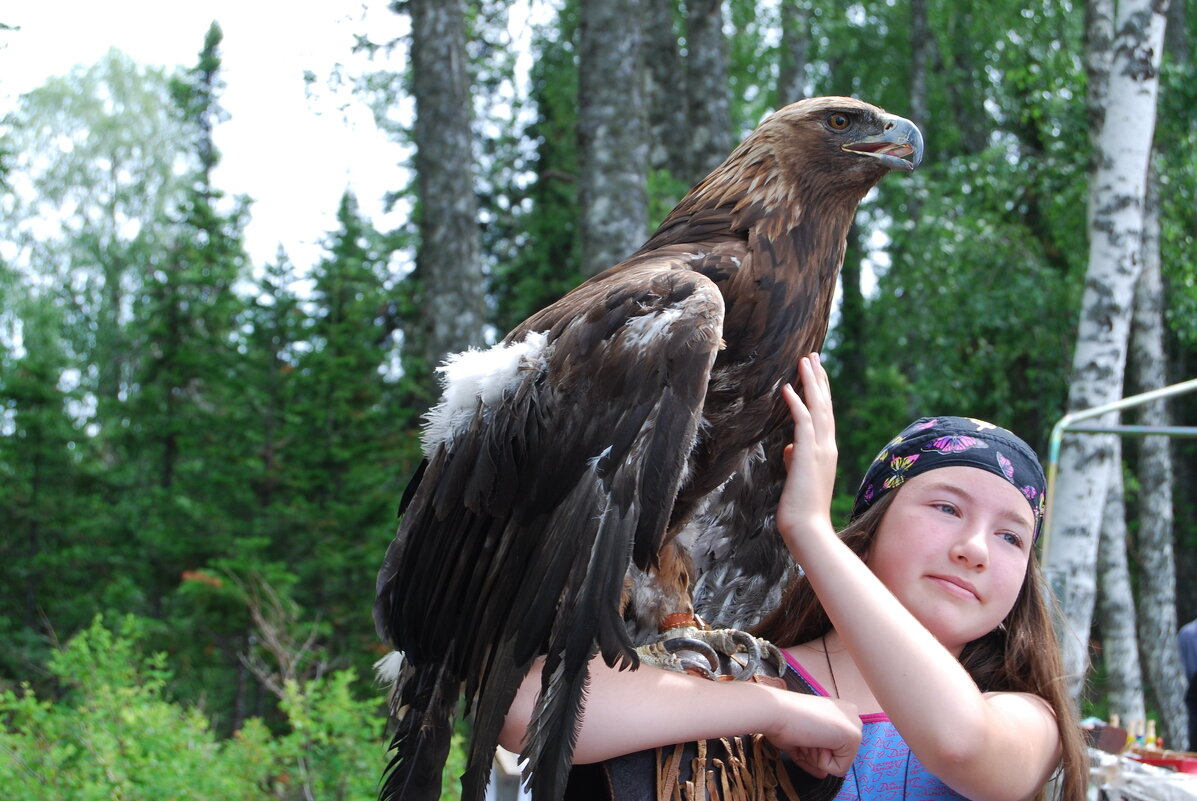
<box><xmin>851</xmin><ymin>416</ymin><xmax>1048</xmax><ymax>541</ymax></box>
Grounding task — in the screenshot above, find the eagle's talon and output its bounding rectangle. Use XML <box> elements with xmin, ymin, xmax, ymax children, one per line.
<box><xmin>635</xmin><ymin>627</ymin><xmax>722</xmax><ymax>676</ymax></box>
<box><xmin>637</xmin><ymin>626</ymin><xmax>787</xmax><ymax>682</ymax></box>
<box><xmin>662</xmin><ymin>635</ymin><xmax>721</xmax><ymax>667</ymax></box>
<box><xmin>677</xmin><ymin>658</ymin><xmax>718</xmax><ymax>680</ymax></box>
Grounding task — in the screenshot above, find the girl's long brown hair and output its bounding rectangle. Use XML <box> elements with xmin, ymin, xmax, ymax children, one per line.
<box><xmin>752</xmin><ymin>493</ymin><xmax>1088</xmax><ymax>801</ymax></box>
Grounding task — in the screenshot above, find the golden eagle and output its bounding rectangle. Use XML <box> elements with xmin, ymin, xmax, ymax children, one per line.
<box><xmin>374</xmin><ymin>96</ymin><xmax>922</xmax><ymax>801</ymax></box>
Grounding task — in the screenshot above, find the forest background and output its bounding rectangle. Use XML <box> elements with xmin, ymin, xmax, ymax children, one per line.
<box><xmin>1</xmin><ymin>0</ymin><xmax>1195</xmax><ymax>799</ymax></box>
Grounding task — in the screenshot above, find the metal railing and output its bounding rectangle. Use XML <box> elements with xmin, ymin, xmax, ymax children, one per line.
<box><xmin>1039</xmin><ymin>377</ymin><xmax>1197</xmax><ymax>566</ymax></box>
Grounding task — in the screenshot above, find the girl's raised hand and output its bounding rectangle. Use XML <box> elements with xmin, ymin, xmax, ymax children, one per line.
<box><xmin>776</xmin><ymin>353</ymin><xmax>839</xmax><ymax>557</ymax></box>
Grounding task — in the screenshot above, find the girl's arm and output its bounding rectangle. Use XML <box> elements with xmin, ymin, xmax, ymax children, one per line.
<box><xmin>777</xmin><ymin>354</ymin><xmax>1061</xmax><ymax>801</ymax></box>
<box><xmin>499</xmin><ymin>653</ymin><xmax>862</xmax><ymax>778</ymax></box>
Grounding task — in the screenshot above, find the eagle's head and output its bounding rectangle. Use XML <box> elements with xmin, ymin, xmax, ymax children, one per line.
<box><xmin>682</xmin><ymin>96</ymin><xmax>923</xmax><ymax>225</ymax></box>
<box><xmin>762</xmin><ymin>96</ymin><xmax>923</xmax><ymax>193</ymax></box>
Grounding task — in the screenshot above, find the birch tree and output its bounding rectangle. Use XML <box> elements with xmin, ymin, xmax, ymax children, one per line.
<box><xmin>1131</xmin><ymin>172</ymin><xmax>1187</xmax><ymax>747</ymax></box>
<box><xmin>1084</xmin><ymin>0</ymin><xmax>1115</xmax><ymax>177</ymax></box>
<box><xmin>1084</xmin><ymin>0</ymin><xmax>1146</xmax><ymax>723</ymax></box>
<box><xmin>1096</xmin><ymin>447</ymin><xmax>1147</xmax><ymax>726</ymax></box>
<box><xmin>1</xmin><ymin>51</ymin><xmax>188</xmax><ymax>427</ymax></box>
<box><xmin>1044</xmin><ymin>0</ymin><xmax>1169</xmax><ymax>698</ymax></box>
<box><xmin>578</xmin><ymin>0</ymin><xmax>649</xmax><ymax>276</ymax></box>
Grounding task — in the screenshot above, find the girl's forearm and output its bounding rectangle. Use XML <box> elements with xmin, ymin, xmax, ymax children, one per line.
<box><xmin>500</xmin><ymin>654</ymin><xmax>859</xmax><ymax>770</ymax></box>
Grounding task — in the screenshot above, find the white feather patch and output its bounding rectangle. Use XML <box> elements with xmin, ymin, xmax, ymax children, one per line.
<box><xmin>422</xmin><ymin>332</ymin><xmax>549</xmax><ymax>454</ymax></box>
<box><xmin>623</xmin><ymin>306</ymin><xmax>684</xmax><ymax>349</ymax></box>
<box><xmin>374</xmin><ymin>650</ymin><xmax>405</xmax><ymax>684</ymax></box>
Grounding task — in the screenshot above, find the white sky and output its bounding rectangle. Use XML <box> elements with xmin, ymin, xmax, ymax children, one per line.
<box><xmin>0</xmin><ymin>0</ymin><xmax>412</xmax><ymax>273</ymax></box>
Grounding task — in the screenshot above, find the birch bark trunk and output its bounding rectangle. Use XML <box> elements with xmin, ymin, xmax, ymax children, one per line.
<box><xmin>1131</xmin><ymin>172</ymin><xmax>1188</xmax><ymax>748</ymax></box>
<box><xmin>1096</xmin><ymin>442</ymin><xmax>1146</xmax><ymax>725</ymax></box>
<box><xmin>578</xmin><ymin>0</ymin><xmax>649</xmax><ymax>276</ymax></box>
<box><xmin>1044</xmin><ymin>0</ymin><xmax>1169</xmax><ymax>699</ymax></box>
<box><xmin>1084</xmin><ymin>0</ymin><xmax>1115</xmax><ymax>179</ymax></box>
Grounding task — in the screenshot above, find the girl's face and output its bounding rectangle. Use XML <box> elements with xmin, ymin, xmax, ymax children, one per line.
<box><xmin>866</xmin><ymin>466</ymin><xmax>1034</xmax><ymax>654</ymax></box>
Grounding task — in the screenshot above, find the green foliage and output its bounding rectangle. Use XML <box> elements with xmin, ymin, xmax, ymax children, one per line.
<box><xmin>273</xmin><ymin>672</ymin><xmax>386</xmax><ymax>800</ymax></box>
<box><xmin>0</xmin><ymin>616</ymin><xmax>392</xmax><ymax>801</ymax></box>
<box><xmin>0</xmin><ymin>290</ymin><xmax>98</xmax><ymax>678</ymax></box>
<box><xmin>874</xmin><ymin>141</ymin><xmax>1084</xmax><ymax>443</ymax></box>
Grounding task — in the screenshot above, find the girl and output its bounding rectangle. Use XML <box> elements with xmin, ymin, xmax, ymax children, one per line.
<box><xmin>501</xmin><ymin>353</ymin><xmax>1086</xmax><ymax>801</ymax></box>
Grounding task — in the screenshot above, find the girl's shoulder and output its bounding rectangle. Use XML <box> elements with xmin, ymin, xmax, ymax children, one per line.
<box><xmin>783</xmin><ymin>641</ymin><xmax>883</xmax><ymax>715</ymax></box>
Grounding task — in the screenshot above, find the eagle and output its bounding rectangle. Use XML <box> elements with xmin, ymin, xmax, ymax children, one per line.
<box><xmin>374</xmin><ymin>96</ymin><xmax>923</xmax><ymax>801</ymax></box>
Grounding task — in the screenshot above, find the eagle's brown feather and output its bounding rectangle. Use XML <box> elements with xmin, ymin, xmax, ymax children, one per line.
<box><xmin>375</xmin><ymin>96</ymin><xmax>922</xmax><ymax>801</ymax></box>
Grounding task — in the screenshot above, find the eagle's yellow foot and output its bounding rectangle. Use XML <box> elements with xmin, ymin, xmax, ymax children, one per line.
<box><xmin>636</xmin><ymin>624</ymin><xmax>787</xmax><ymax>681</ymax></box>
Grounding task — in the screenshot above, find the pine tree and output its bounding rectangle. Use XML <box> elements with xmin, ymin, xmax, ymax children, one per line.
<box><xmin>0</xmin><ymin>293</ymin><xmax>94</xmax><ymax>679</ymax></box>
<box><xmin>116</xmin><ymin>23</ymin><xmax>252</xmax><ymax>614</ymax></box>
<box><xmin>284</xmin><ymin>192</ymin><xmax>401</xmax><ymax>639</ymax></box>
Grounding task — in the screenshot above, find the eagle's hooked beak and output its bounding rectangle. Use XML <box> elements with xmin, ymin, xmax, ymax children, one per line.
<box><xmin>842</xmin><ymin>115</ymin><xmax>924</xmax><ymax>172</ymax></box>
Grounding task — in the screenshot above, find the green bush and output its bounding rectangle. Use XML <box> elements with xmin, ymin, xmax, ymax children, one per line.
<box><xmin>0</xmin><ymin>616</ymin><xmax>401</xmax><ymax>801</ymax></box>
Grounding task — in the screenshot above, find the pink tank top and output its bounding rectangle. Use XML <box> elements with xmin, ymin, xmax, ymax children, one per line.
<box><xmin>783</xmin><ymin>651</ymin><xmax>972</xmax><ymax>801</ymax></box>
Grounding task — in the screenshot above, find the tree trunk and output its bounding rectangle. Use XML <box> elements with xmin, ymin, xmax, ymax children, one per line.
<box><xmin>410</xmin><ymin>0</ymin><xmax>487</xmax><ymax>364</ymax></box>
<box><xmin>1044</xmin><ymin>0</ymin><xmax>1169</xmax><ymax>699</ymax></box>
<box><xmin>643</xmin><ymin>0</ymin><xmax>688</xmax><ymax>178</ymax></box>
<box><xmin>683</xmin><ymin>0</ymin><xmax>733</xmax><ymax>183</ymax></box>
<box><xmin>834</xmin><ymin>221</ymin><xmax>868</xmax><ymax>408</ymax></box>
<box><xmin>1084</xmin><ymin>0</ymin><xmax>1115</xmax><ymax>190</ymax></box>
<box><xmin>932</xmin><ymin>13</ymin><xmax>989</xmax><ymax>157</ymax></box>
<box><xmin>906</xmin><ymin>0</ymin><xmax>929</xmax><ymax>221</ymax></box>
<box><xmin>25</xmin><ymin>431</ymin><xmax>43</xmax><ymax>630</ymax></box>
<box><xmin>777</xmin><ymin>0</ymin><xmax>810</xmax><ymax>104</ymax></box>
<box><xmin>909</xmin><ymin>0</ymin><xmax>929</xmax><ymax>132</ymax></box>
<box><xmin>1131</xmin><ymin>169</ymin><xmax>1187</xmax><ymax>748</ymax></box>
<box><xmin>578</xmin><ymin>0</ymin><xmax>649</xmax><ymax>276</ymax></box>
<box><xmin>1096</xmin><ymin>442</ymin><xmax>1146</xmax><ymax>726</ymax></box>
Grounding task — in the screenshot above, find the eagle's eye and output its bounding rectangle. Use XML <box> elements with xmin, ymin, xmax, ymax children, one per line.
<box><xmin>827</xmin><ymin>113</ymin><xmax>851</xmax><ymax>131</ymax></box>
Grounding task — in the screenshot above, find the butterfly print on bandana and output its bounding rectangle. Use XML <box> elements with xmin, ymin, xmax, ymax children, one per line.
<box><xmin>883</xmin><ymin>453</ymin><xmax>920</xmax><ymax>489</ymax></box>
<box><xmin>1023</xmin><ymin>486</ymin><xmax>1046</xmax><ymax>519</ymax></box>
<box><xmin>924</xmin><ymin>434</ymin><xmax>988</xmax><ymax>454</ymax></box>
<box><xmin>997</xmin><ymin>452</ymin><xmax>1015</xmax><ymax>481</ymax></box>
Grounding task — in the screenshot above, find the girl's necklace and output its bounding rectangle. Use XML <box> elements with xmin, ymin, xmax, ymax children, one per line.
<box><xmin>821</xmin><ymin>634</ymin><xmax>912</xmax><ymax>799</ymax></box>
<box><xmin>821</xmin><ymin>634</ymin><xmax>841</xmax><ymax>698</ymax></box>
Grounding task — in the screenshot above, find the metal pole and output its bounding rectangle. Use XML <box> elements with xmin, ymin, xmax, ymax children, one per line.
<box><xmin>1039</xmin><ymin>377</ymin><xmax>1197</xmax><ymax>566</ymax></box>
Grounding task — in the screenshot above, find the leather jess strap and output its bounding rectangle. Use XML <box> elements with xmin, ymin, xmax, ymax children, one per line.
<box><xmin>562</xmin><ymin>666</ymin><xmax>844</xmax><ymax>801</ymax></box>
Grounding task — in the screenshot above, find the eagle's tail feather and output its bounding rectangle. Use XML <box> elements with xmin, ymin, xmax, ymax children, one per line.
<box><xmin>379</xmin><ymin>660</ymin><xmax>458</xmax><ymax>801</ymax></box>
<box><xmin>523</xmin><ymin>499</ymin><xmax>637</xmax><ymax>800</ymax></box>
<box><xmin>459</xmin><ymin>639</ymin><xmax>526</xmax><ymax>801</ymax></box>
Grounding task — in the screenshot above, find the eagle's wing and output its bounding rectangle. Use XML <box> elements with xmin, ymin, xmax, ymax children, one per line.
<box><xmin>374</xmin><ymin>257</ymin><xmax>727</xmax><ymax>801</ymax></box>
